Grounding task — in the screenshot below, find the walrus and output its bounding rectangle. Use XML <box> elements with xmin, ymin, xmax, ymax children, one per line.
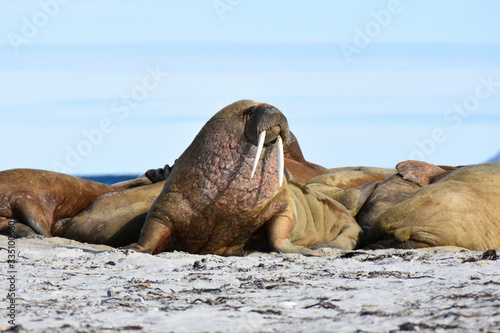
<box><xmin>363</xmin><ymin>161</ymin><xmax>500</xmax><ymax>250</ymax></box>
<box><xmin>53</xmin><ymin>181</ymin><xmax>165</xmax><ymax>247</ymax></box>
<box><xmin>356</xmin><ymin>160</ymin><xmax>461</xmax><ymax>235</ymax></box>
<box><xmin>0</xmin><ymin>169</ymin><xmax>131</xmax><ymax>237</ymax></box>
<box><xmin>126</xmin><ymin>100</ymin><xmax>362</xmax><ymax>256</ymax></box>
<box><xmin>52</xmin><ymin>136</ymin><xmax>329</xmax><ymax>247</ymax></box>
<box><xmin>356</xmin><ymin>174</ymin><xmax>420</xmax><ymax>235</ymax></box>
<box><xmin>50</xmin><ymin>167</ymin><xmax>171</xmax><ymax>246</ymax></box>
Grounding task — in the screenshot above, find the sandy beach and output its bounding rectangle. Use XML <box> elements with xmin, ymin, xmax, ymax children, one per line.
<box><xmin>1</xmin><ymin>235</ymin><xmax>499</xmax><ymax>333</ymax></box>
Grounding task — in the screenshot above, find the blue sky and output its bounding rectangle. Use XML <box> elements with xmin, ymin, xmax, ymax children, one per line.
<box><xmin>1</xmin><ymin>1</ymin><xmax>500</xmax><ymax>175</ymax></box>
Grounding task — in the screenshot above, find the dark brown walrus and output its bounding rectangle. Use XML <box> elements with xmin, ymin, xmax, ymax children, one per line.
<box><xmin>0</xmin><ymin>169</ymin><xmax>132</xmax><ymax>237</ymax></box>
<box><xmin>125</xmin><ymin>100</ymin><xmax>362</xmax><ymax>256</ymax></box>
<box><xmin>364</xmin><ymin>161</ymin><xmax>500</xmax><ymax>250</ymax></box>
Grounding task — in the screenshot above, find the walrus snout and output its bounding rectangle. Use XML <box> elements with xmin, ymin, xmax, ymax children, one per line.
<box><xmin>244</xmin><ymin>104</ymin><xmax>290</xmax><ymax>143</ymax></box>
<box><xmin>245</xmin><ymin>103</ymin><xmax>289</xmax><ymax>187</ymax></box>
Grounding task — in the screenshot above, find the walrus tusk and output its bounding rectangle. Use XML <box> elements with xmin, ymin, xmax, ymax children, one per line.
<box><xmin>277</xmin><ymin>135</ymin><xmax>284</xmax><ymax>187</ymax></box>
<box><xmin>250</xmin><ymin>131</ymin><xmax>284</xmax><ymax>187</ymax></box>
<box><xmin>251</xmin><ymin>130</ymin><xmax>266</xmax><ymax>179</ymax></box>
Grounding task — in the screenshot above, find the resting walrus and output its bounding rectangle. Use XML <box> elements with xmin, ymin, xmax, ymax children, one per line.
<box><xmin>126</xmin><ymin>100</ymin><xmax>362</xmax><ymax>256</ymax></box>
<box><xmin>364</xmin><ymin>161</ymin><xmax>500</xmax><ymax>250</ymax></box>
<box><xmin>0</xmin><ymin>169</ymin><xmax>131</xmax><ymax>237</ymax></box>
<box><xmin>53</xmin><ymin>182</ymin><xmax>165</xmax><ymax>247</ymax></box>
<box><xmin>356</xmin><ymin>161</ymin><xmax>460</xmax><ymax>235</ymax></box>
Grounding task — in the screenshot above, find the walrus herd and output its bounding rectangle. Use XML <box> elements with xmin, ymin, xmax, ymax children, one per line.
<box><xmin>1</xmin><ymin>100</ymin><xmax>499</xmax><ymax>255</ymax></box>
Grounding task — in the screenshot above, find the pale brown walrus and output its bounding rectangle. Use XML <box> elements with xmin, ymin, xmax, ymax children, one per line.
<box><xmin>0</xmin><ymin>169</ymin><xmax>136</xmax><ymax>237</ymax></box>
<box><xmin>363</xmin><ymin>161</ymin><xmax>500</xmax><ymax>250</ymax></box>
<box><xmin>124</xmin><ymin>100</ymin><xmax>363</xmax><ymax>256</ymax></box>
<box><xmin>356</xmin><ymin>161</ymin><xmax>459</xmax><ymax>235</ymax></box>
<box><xmin>53</xmin><ymin>181</ymin><xmax>165</xmax><ymax>247</ymax></box>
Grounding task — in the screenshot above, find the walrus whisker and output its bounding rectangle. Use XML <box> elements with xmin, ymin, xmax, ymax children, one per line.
<box><xmin>277</xmin><ymin>135</ymin><xmax>284</xmax><ymax>187</ymax></box>
<box><xmin>251</xmin><ymin>130</ymin><xmax>266</xmax><ymax>179</ymax></box>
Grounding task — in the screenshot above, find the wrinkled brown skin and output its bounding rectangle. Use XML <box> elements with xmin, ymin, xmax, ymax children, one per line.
<box><xmin>142</xmin><ymin>137</ymin><xmax>328</xmax><ymax>185</ymax></box>
<box><xmin>53</xmin><ymin>181</ymin><xmax>164</xmax><ymax>247</ymax></box>
<box><xmin>127</xmin><ymin>100</ymin><xmax>361</xmax><ymax>256</ymax></box>
<box><xmin>243</xmin><ymin>179</ymin><xmax>364</xmax><ymax>255</ymax></box>
<box><xmin>364</xmin><ymin>162</ymin><xmax>500</xmax><ymax>250</ymax></box>
<box><xmin>0</xmin><ymin>169</ymin><xmax>125</xmax><ymax>237</ymax></box>
<box><xmin>128</xmin><ymin>100</ymin><xmax>293</xmax><ymax>256</ymax></box>
<box><xmin>286</xmin><ymin>181</ymin><xmax>363</xmax><ymax>251</ymax></box>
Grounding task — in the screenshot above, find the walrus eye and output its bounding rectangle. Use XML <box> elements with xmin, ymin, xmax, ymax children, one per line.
<box><xmin>243</xmin><ymin>106</ymin><xmax>256</xmax><ymax>118</ymax></box>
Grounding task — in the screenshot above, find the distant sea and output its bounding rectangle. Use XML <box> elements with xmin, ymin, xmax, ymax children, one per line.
<box><xmin>80</xmin><ymin>175</ymin><xmax>140</xmax><ymax>185</ymax></box>
<box><xmin>488</xmin><ymin>152</ymin><xmax>500</xmax><ymax>163</ymax></box>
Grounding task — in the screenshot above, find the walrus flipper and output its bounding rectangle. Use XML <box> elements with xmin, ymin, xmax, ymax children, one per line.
<box><xmin>0</xmin><ymin>218</ymin><xmax>39</xmax><ymax>237</ymax></box>
<box><xmin>13</xmin><ymin>199</ymin><xmax>51</xmax><ymax>236</ymax></box>
<box><xmin>335</xmin><ymin>181</ymin><xmax>380</xmax><ymax>217</ymax></box>
<box><xmin>129</xmin><ymin>216</ymin><xmax>173</xmax><ymax>254</ymax></box>
<box><xmin>145</xmin><ymin>164</ymin><xmax>173</xmax><ymax>183</ymax></box>
<box><xmin>266</xmin><ymin>206</ymin><xmax>323</xmax><ymax>256</ymax></box>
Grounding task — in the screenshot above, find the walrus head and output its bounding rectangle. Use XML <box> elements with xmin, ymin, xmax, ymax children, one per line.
<box><xmin>135</xmin><ymin>100</ymin><xmax>293</xmax><ymax>255</ymax></box>
<box><xmin>176</xmin><ymin>99</ymin><xmax>291</xmax><ymax>190</ymax></box>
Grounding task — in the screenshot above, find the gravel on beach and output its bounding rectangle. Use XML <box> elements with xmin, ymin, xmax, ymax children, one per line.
<box><xmin>1</xmin><ymin>235</ymin><xmax>499</xmax><ymax>333</ymax></box>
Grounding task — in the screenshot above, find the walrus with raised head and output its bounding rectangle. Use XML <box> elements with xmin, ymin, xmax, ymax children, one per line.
<box><xmin>363</xmin><ymin>161</ymin><xmax>500</xmax><ymax>250</ymax></box>
<box><xmin>0</xmin><ymin>169</ymin><xmax>134</xmax><ymax>237</ymax></box>
<box><xmin>52</xmin><ymin>137</ymin><xmax>331</xmax><ymax>247</ymax></box>
<box><xmin>126</xmin><ymin>100</ymin><xmax>362</xmax><ymax>256</ymax></box>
